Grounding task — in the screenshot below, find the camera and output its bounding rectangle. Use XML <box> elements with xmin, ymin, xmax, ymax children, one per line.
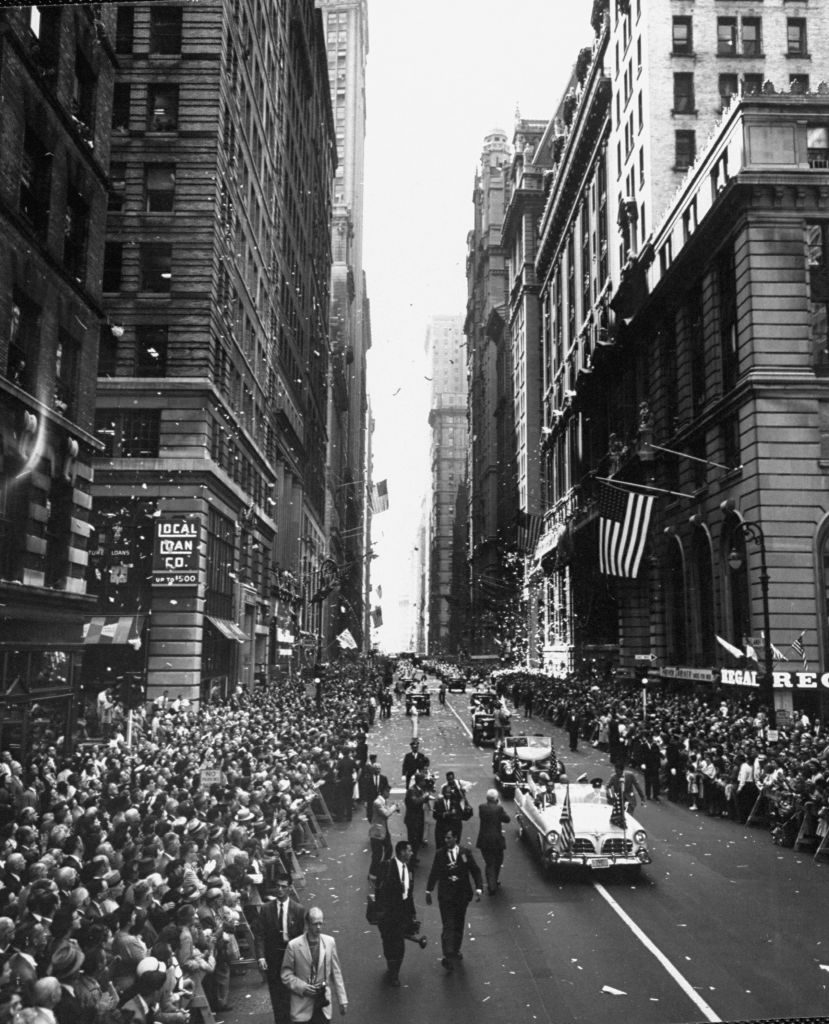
<box><xmin>314</xmin><ymin>986</ymin><xmax>329</xmax><ymax>1010</ymax></box>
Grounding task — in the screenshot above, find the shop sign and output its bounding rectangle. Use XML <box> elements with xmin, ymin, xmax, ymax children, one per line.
<box><xmin>534</xmin><ymin>524</ymin><xmax>564</xmax><ymax>562</ymax></box>
<box><xmin>152</xmin><ymin>516</ymin><xmax>200</xmax><ymax>587</ymax></box>
<box><xmin>661</xmin><ymin>666</ymin><xmax>718</xmax><ymax>683</ymax></box>
<box><xmin>720</xmin><ymin>668</ymin><xmax>829</xmax><ymax>689</ymax></box>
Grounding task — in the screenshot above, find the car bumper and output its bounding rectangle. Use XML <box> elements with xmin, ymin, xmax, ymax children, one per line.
<box><xmin>548</xmin><ymin>849</ymin><xmax>652</xmax><ymax>868</ymax></box>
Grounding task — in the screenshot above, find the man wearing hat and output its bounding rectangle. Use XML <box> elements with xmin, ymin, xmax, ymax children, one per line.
<box><xmin>49</xmin><ymin>943</ymin><xmax>84</xmax><ymax>1024</ymax></box>
<box><xmin>254</xmin><ymin>875</ymin><xmax>305</xmax><ymax>1024</ymax></box>
<box><xmin>401</xmin><ymin>739</ymin><xmax>429</xmax><ymax>790</ymax></box>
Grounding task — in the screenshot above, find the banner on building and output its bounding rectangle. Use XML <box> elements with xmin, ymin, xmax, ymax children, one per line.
<box><xmin>151</xmin><ymin>515</ymin><xmax>200</xmax><ymax>587</ymax></box>
<box><xmin>721</xmin><ymin>667</ymin><xmax>829</xmax><ymax>689</ymax></box>
<box><xmin>337</xmin><ymin>628</ymin><xmax>358</xmax><ymax>649</ymax></box>
<box><xmin>371</xmin><ymin>606</ymin><xmax>383</xmax><ymax>628</ymax></box>
<box><xmin>517</xmin><ymin>511</ymin><xmax>542</xmax><ymax>554</ymax></box>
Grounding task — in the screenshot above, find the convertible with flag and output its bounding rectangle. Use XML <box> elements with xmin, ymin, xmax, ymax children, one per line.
<box><xmin>513</xmin><ymin>775</ymin><xmax>652</xmax><ymax>873</ymax></box>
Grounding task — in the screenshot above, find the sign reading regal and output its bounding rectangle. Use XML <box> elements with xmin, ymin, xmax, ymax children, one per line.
<box><xmin>721</xmin><ymin>667</ymin><xmax>829</xmax><ymax>690</ymax></box>
<box><xmin>151</xmin><ymin>515</ymin><xmax>201</xmax><ymax>588</ymax></box>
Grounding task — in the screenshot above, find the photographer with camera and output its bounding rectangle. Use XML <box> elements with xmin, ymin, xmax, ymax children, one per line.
<box><xmin>281</xmin><ymin>907</ymin><xmax>348</xmax><ymax>1022</ymax></box>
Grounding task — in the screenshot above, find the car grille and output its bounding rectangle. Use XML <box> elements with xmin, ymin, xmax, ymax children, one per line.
<box><xmin>573</xmin><ymin>838</ymin><xmax>595</xmax><ymax>854</ymax></box>
<box><xmin>601</xmin><ymin>837</ymin><xmax>633</xmax><ymax>856</ymax></box>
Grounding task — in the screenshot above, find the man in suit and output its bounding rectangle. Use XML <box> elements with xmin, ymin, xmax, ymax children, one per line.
<box><xmin>432</xmin><ymin>772</ymin><xmax>466</xmax><ymax>847</ymax></box>
<box><xmin>254</xmin><ymin>875</ymin><xmax>306</xmax><ymax>1024</ymax></box>
<box><xmin>425</xmin><ymin>827</ymin><xmax>482</xmax><ymax>971</ymax></box>
<box><xmin>374</xmin><ymin>840</ymin><xmax>417</xmax><ymax>986</ymax></box>
<box><xmin>401</xmin><ymin>739</ymin><xmax>429</xmax><ymax>789</ymax></box>
<box><xmin>281</xmin><ymin>907</ymin><xmax>348</xmax><ymax>1022</ymax></box>
<box><xmin>403</xmin><ymin>772</ymin><xmax>430</xmax><ymax>865</ymax></box>
<box><xmin>475</xmin><ymin>789</ymin><xmax>510</xmax><ymax>895</ymax></box>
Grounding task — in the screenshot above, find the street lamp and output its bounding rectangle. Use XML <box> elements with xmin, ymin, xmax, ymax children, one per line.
<box><xmin>720</xmin><ymin>500</ymin><xmax>775</xmax><ymax>727</ymax></box>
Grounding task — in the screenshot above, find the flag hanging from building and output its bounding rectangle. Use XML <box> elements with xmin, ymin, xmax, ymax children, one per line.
<box><xmin>370</xmin><ymin>479</ymin><xmax>389</xmax><ymax>514</ymax></box>
<box><xmin>371</xmin><ymin>606</ymin><xmax>383</xmax><ymax>628</ymax></box>
<box><xmin>716</xmin><ymin>635</ymin><xmax>744</xmax><ymax>660</ymax></box>
<box><xmin>516</xmin><ymin>511</ymin><xmax>543</xmax><ymax>554</ymax></box>
<box><xmin>559</xmin><ymin>785</ymin><xmax>575</xmax><ymax>853</ymax></box>
<box><xmin>597</xmin><ymin>481</ymin><xmax>654</xmax><ymax>578</ymax></box>
<box><xmin>336</xmin><ymin>628</ymin><xmax>357</xmax><ymax>650</ymax></box>
<box><xmin>744</xmin><ymin>640</ymin><xmax>758</xmax><ymax>663</ymax></box>
<box><xmin>791</xmin><ymin>630</ymin><xmax>808</xmax><ymax>668</ymax></box>
<box><xmin>609</xmin><ymin>787</ymin><xmax>627</xmax><ymax>830</ymax></box>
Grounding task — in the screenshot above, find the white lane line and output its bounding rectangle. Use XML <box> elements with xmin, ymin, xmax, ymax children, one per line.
<box><xmin>445</xmin><ymin>697</ymin><xmax>472</xmax><ymax>739</ymax></box>
<box><xmin>593</xmin><ymin>882</ymin><xmax>721</xmax><ymax>1022</ymax></box>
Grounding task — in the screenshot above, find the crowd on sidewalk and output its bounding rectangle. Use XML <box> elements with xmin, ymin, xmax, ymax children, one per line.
<box><xmin>0</xmin><ymin>666</ymin><xmax>378</xmax><ymax>1024</ymax></box>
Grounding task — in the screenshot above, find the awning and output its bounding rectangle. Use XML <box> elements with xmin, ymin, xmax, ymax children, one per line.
<box><xmin>206</xmin><ymin>616</ymin><xmax>246</xmax><ymax>643</ymax></box>
<box><xmin>83</xmin><ymin>615</ymin><xmax>145</xmax><ymax>645</ymax></box>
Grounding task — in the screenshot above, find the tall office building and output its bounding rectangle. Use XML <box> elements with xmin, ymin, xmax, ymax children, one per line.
<box><xmin>425</xmin><ymin>315</ymin><xmax>467</xmax><ymax>656</ymax></box>
<box><xmin>92</xmin><ymin>0</ymin><xmax>336</xmax><ymax>701</ymax></box>
<box><xmin>319</xmin><ymin>0</ymin><xmax>372</xmax><ymax>655</ymax></box>
<box><xmin>465</xmin><ymin>129</ymin><xmax>519</xmax><ymax>658</ymax></box>
<box><xmin>0</xmin><ymin>4</ymin><xmax>118</xmax><ymax>750</ymax></box>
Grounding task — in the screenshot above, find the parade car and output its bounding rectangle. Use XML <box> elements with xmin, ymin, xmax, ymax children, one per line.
<box><xmin>445</xmin><ymin>669</ymin><xmax>467</xmax><ymax>693</ymax></box>
<box><xmin>514</xmin><ymin>776</ymin><xmax>652</xmax><ymax>874</ymax></box>
<box><xmin>405</xmin><ymin>688</ymin><xmax>431</xmax><ymax>716</ymax></box>
<box><xmin>493</xmin><ymin>734</ymin><xmax>563</xmax><ymax>798</ymax></box>
<box><xmin>470</xmin><ymin>693</ymin><xmax>509</xmax><ymax>746</ymax></box>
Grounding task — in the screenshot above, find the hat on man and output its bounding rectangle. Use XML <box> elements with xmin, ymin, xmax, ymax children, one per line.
<box><xmin>50</xmin><ymin>944</ymin><xmax>85</xmax><ymax>980</ymax></box>
<box><xmin>234</xmin><ymin>807</ymin><xmax>254</xmax><ymax>823</ymax></box>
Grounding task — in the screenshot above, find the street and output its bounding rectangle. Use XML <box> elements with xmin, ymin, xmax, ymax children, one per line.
<box><xmin>225</xmin><ymin>685</ymin><xmax>829</xmax><ymax>1024</ymax></box>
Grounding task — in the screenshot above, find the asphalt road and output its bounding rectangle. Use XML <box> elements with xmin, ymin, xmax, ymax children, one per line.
<box><xmin>223</xmin><ymin>686</ymin><xmax>829</xmax><ymax>1024</ymax></box>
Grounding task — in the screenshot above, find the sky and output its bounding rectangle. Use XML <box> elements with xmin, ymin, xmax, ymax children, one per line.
<box><xmin>363</xmin><ymin>0</ymin><xmax>596</xmax><ymax>651</ymax></box>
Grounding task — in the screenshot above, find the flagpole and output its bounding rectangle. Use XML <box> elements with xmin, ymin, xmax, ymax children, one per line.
<box><xmin>594</xmin><ymin>476</ymin><xmax>697</xmax><ymax>501</ymax></box>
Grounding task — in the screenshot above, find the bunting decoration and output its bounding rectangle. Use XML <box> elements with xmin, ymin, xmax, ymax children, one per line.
<box><xmin>597</xmin><ymin>481</ymin><xmax>654</xmax><ymax>578</ymax></box>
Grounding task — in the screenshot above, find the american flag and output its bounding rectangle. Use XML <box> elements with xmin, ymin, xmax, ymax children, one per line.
<box><xmin>370</xmin><ymin>479</ymin><xmax>389</xmax><ymax>514</ymax></box>
<box><xmin>559</xmin><ymin>785</ymin><xmax>575</xmax><ymax>853</ymax></box>
<box><xmin>791</xmin><ymin>630</ymin><xmax>808</xmax><ymax>669</ymax></box>
<box><xmin>517</xmin><ymin>511</ymin><xmax>543</xmax><ymax>555</ymax></box>
<box><xmin>597</xmin><ymin>482</ymin><xmax>654</xmax><ymax>578</ymax></box>
<box><xmin>609</xmin><ymin>786</ymin><xmax>627</xmax><ymax>830</ymax></box>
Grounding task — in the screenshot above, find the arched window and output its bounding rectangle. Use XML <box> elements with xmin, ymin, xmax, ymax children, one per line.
<box><xmin>663</xmin><ymin>533</ymin><xmax>687</xmax><ymax>663</ymax></box>
<box><xmin>689</xmin><ymin>525</ymin><xmax>715</xmax><ymax>664</ymax></box>
<box><xmin>721</xmin><ymin>511</ymin><xmax>750</xmax><ymax>646</ymax></box>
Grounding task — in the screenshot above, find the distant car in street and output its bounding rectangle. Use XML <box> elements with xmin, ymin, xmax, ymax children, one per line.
<box><xmin>446</xmin><ymin>672</ymin><xmax>466</xmax><ymax>693</ymax></box>
<box><xmin>493</xmin><ymin>734</ymin><xmax>563</xmax><ymax>799</ymax></box>
<box><xmin>514</xmin><ymin>776</ymin><xmax>652</xmax><ymax>875</ymax></box>
<box><xmin>470</xmin><ymin>692</ymin><xmax>508</xmax><ymax>746</ymax></box>
<box><xmin>405</xmin><ymin>689</ymin><xmax>431</xmax><ymax>716</ymax></box>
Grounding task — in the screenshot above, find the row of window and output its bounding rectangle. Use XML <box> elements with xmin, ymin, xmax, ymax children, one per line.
<box><xmin>114</xmin><ymin>4</ymin><xmax>183</xmax><ymax>56</ymax></box>
<box><xmin>113</xmin><ymin>82</ymin><xmax>180</xmax><ymax>133</ymax></box>
<box><xmin>673</xmin><ymin>15</ymin><xmax>809</xmax><ymax>58</ymax></box>
<box><xmin>672</xmin><ymin>72</ymin><xmax>813</xmax><ymax>116</ymax></box>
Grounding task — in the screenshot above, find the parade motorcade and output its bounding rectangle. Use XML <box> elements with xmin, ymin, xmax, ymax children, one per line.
<box><xmin>470</xmin><ymin>692</ymin><xmax>509</xmax><ymax>746</ymax></box>
<box><xmin>405</xmin><ymin>686</ymin><xmax>431</xmax><ymax>716</ymax></box>
<box><xmin>514</xmin><ymin>776</ymin><xmax>652</xmax><ymax>874</ymax></box>
<box><xmin>493</xmin><ymin>734</ymin><xmax>563</xmax><ymax>798</ymax></box>
<box><xmin>445</xmin><ymin>667</ymin><xmax>467</xmax><ymax>692</ymax></box>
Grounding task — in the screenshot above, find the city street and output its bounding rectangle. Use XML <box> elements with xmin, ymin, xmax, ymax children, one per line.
<box><xmin>224</xmin><ymin>683</ymin><xmax>829</xmax><ymax>1024</ymax></box>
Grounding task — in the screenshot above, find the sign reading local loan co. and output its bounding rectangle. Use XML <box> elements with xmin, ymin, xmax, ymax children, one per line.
<box><xmin>151</xmin><ymin>515</ymin><xmax>201</xmax><ymax>587</ymax></box>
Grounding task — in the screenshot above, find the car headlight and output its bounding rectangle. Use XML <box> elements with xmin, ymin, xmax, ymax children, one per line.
<box><xmin>545</xmin><ymin>830</ymin><xmax>559</xmax><ymax>846</ymax></box>
<box><xmin>633</xmin><ymin>829</ymin><xmax>647</xmax><ymax>844</ymax></box>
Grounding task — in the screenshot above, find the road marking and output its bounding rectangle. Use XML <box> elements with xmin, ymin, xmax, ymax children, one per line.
<box><xmin>593</xmin><ymin>883</ymin><xmax>721</xmax><ymax>1022</ymax></box>
<box><xmin>445</xmin><ymin>697</ymin><xmax>472</xmax><ymax>738</ymax></box>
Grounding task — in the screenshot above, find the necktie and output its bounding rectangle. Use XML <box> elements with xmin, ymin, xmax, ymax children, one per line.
<box><xmin>399</xmin><ymin>863</ymin><xmax>407</xmax><ymax>899</ymax></box>
<box><xmin>448</xmin><ymin>848</ymin><xmax>456</xmax><ymax>866</ymax></box>
<box><xmin>280</xmin><ymin>901</ymin><xmax>287</xmax><ymax>941</ymax></box>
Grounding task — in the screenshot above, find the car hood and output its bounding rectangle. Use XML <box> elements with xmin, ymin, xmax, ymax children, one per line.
<box><xmin>523</xmin><ymin>798</ymin><xmax>645</xmax><ymax>835</ymax></box>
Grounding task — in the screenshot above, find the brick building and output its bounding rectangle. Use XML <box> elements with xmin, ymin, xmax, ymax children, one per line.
<box><xmin>92</xmin><ymin>0</ymin><xmax>335</xmax><ymax>702</ymax></box>
<box><xmin>0</xmin><ymin>4</ymin><xmax>118</xmax><ymax>751</ymax></box>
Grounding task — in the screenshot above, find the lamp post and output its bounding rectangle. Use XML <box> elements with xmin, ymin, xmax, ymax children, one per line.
<box><xmin>721</xmin><ymin>503</ymin><xmax>775</xmax><ymax>727</ymax></box>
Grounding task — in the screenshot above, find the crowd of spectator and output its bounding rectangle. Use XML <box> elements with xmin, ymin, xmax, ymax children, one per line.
<box><xmin>0</xmin><ymin>665</ymin><xmax>379</xmax><ymax>1024</ymax></box>
<box><xmin>486</xmin><ymin>667</ymin><xmax>829</xmax><ymax>853</ymax></box>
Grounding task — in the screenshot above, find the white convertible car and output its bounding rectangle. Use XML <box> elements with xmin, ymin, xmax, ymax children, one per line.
<box><xmin>514</xmin><ymin>776</ymin><xmax>652</xmax><ymax>873</ymax></box>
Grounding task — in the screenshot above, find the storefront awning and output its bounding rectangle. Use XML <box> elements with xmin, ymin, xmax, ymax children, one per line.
<box><xmin>205</xmin><ymin>616</ymin><xmax>246</xmax><ymax>643</ymax></box>
<box><xmin>83</xmin><ymin>615</ymin><xmax>145</xmax><ymax>645</ymax></box>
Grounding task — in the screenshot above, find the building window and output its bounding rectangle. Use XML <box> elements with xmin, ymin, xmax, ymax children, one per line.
<box><xmin>673</xmin><ymin>73</ymin><xmax>695</xmax><ymax>115</ymax></box>
<box><xmin>717</xmin><ymin>18</ymin><xmax>737</xmax><ymax>57</ymax></box>
<box><xmin>672</xmin><ymin>16</ymin><xmax>692</xmax><ymax>55</ymax></box>
<box><xmin>7</xmin><ymin>290</ymin><xmax>40</xmax><ymax>392</ymax></box>
<box><xmin>135</xmin><ymin>325</ymin><xmax>168</xmax><ymax>376</ymax></box>
<box><xmin>140</xmin><ymin>243</ymin><xmax>172</xmax><ymax>292</ymax></box>
<box><xmin>115</xmin><ymin>4</ymin><xmax>134</xmax><ymax>54</ymax></box>
<box><xmin>787</xmin><ymin>18</ymin><xmax>808</xmax><ymax>57</ymax></box>
<box><xmin>663</xmin><ymin>537</ymin><xmax>687</xmax><ymax>664</ymax></box>
<box><xmin>718</xmin><ymin>247</ymin><xmax>739</xmax><ymax>392</ymax></box>
<box><xmin>19</xmin><ymin>127</ymin><xmax>51</xmax><ymax>238</ymax></box>
<box><xmin>675</xmin><ymin>130</ymin><xmax>696</xmax><ymax>171</ymax></box>
<box><xmin>688</xmin><ymin>286</ymin><xmax>706</xmax><ymax>416</ymax></box>
<box><xmin>63</xmin><ymin>189</ymin><xmax>88</xmax><ymax>280</ymax></box>
<box><xmin>808</xmin><ymin>127</ymin><xmax>829</xmax><ymax>169</ymax></box>
<box><xmin>149</xmin><ymin>6</ymin><xmax>183</xmax><ymax>54</ymax></box>
<box><xmin>54</xmin><ymin>330</ymin><xmax>80</xmax><ymax>418</ymax></box>
<box><xmin>102</xmin><ymin>241</ymin><xmax>123</xmax><ymax>292</ymax></box>
<box><xmin>144</xmin><ymin>164</ymin><xmax>175</xmax><ymax>212</ymax></box>
<box><xmin>109</xmin><ymin>162</ymin><xmax>126</xmax><ymax>211</ymax></box>
<box><xmin>690</xmin><ymin>525</ymin><xmax>715</xmax><ymax>664</ymax></box>
<box><xmin>719</xmin><ymin>74</ymin><xmax>738</xmax><ymax>109</ymax></box>
<box><xmin>790</xmin><ymin>73</ymin><xmax>810</xmax><ymax>94</ymax></box>
<box><xmin>147</xmin><ymin>84</ymin><xmax>179</xmax><ymax>131</ymax></box>
<box><xmin>95</xmin><ymin>409</ymin><xmax>161</xmax><ymax>457</ymax></box>
<box><xmin>742</xmin><ymin>18</ymin><xmax>762</xmax><ymax>57</ymax></box>
<box><xmin>98</xmin><ymin>324</ymin><xmax>118</xmax><ymax>377</ymax></box>
<box><xmin>72</xmin><ymin>51</ymin><xmax>96</xmax><ymax>130</ymax></box>
<box><xmin>112</xmin><ymin>83</ymin><xmax>131</xmax><ymax>132</ymax></box>
<box><xmin>743</xmin><ymin>73</ymin><xmax>764</xmax><ymax>96</ymax></box>
<box><xmin>807</xmin><ymin>221</ymin><xmax>829</xmax><ymax>371</ymax></box>
<box><xmin>0</xmin><ymin>451</ymin><xmax>30</xmax><ymax>582</ymax></box>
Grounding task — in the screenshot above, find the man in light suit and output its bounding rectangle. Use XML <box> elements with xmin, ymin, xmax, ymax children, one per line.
<box><xmin>254</xmin><ymin>875</ymin><xmax>306</xmax><ymax>1024</ymax></box>
<box><xmin>374</xmin><ymin>840</ymin><xmax>417</xmax><ymax>986</ymax></box>
<box><xmin>475</xmin><ymin>789</ymin><xmax>510</xmax><ymax>895</ymax></box>
<box><xmin>281</xmin><ymin>907</ymin><xmax>348</xmax><ymax>1022</ymax></box>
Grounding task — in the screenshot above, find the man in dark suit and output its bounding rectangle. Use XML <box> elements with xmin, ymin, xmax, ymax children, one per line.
<box><xmin>401</xmin><ymin>739</ymin><xmax>429</xmax><ymax>789</ymax></box>
<box><xmin>432</xmin><ymin>772</ymin><xmax>466</xmax><ymax>847</ymax></box>
<box><xmin>374</xmin><ymin>840</ymin><xmax>417</xmax><ymax>987</ymax></box>
<box><xmin>403</xmin><ymin>772</ymin><xmax>430</xmax><ymax>865</ymax></box>
<box><xmin>253</xmin><ymin>874</ymin><xmax>305</xmax><ymax>1024</ymax></box>
<box><xmin>425</xmin><ymin>828</ymin><xmax>482</xmax><ymax>971</ymax></box>
<box><xmin>475</xmin><ymin>789</ymin><xmax>510</xmax><ymax>895</ymax></box>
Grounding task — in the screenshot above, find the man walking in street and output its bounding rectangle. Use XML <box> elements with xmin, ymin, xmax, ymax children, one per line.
<box><xmin>425</xmin><ymin>828</ymin><xmax>482</xmax><ymax>972</ymax></box>
<box><xmin>432</xmin><ymin>772</ymin><xmax>467</xmax><ymax>847</ymax></box>
<box><xmin>281</xmin><ymin>907</ymin><xmax>348</xmax><ymax>1022</ymax></box>
<box><xmin>475</xmin><ymin>789</ymin><xmax>510</xmax><ymax>895</ymax></box>
<box><xmin>254</xmin><ymin>874</ymin><xmax>306</xmax><ymax>1024</ymax></box>
<box><xmin>373</xmin><ymin>840</ymin><xmax>417</xmax><ymax>987</ymax></box>
<box><xmin>404</xmin><ymin>772</ymin><xmax>430</xmax><ymax>865</ymax></box>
